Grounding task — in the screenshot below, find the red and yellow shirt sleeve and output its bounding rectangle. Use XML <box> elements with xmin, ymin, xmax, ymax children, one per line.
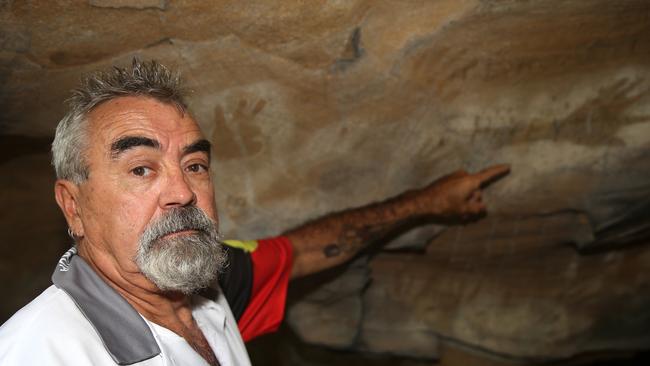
<box><xmin>220</xmin><ymin>236</ymin><xmax>293</xmax><ymax>342</ymax></box>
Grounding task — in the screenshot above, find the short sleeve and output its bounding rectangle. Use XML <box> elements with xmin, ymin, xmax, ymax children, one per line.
<box><xmin>237</xmin><ymin>236</ymin><xmax>293</xmax><ymax>342</ymax></box>
<box><xmin>216</xmin><ymin>245</ymin><xmax>254</xmax><ymax>321</ymax></box>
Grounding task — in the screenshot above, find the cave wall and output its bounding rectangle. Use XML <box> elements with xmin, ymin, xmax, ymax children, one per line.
<box><xmin>1</xmin><ymin>0</ymin><xmax>650</xmax><ymax>363</ymax></box>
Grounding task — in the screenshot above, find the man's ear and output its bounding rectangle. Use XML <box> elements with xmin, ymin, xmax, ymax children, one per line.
<box><xmin>54</xmin><ymin>179</ymin><xmax>84</xmax><ymax>237</ymax></box>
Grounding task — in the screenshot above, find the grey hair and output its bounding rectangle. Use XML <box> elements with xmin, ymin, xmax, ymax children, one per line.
<box><xmin>51</xmin><ymin>58</ymin><xmax>188</xmax><ymax>184</ymax></box>
<box><xmin>136</xmin><ymin>206</ymin><xmax>227</xmax><ymax>294</ymax></box>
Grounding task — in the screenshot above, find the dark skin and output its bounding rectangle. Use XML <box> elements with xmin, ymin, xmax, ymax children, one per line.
<box><xmin>286</xmin><ymin>165</ymin><xmax>510</xmax><ymax>278</ymax></box>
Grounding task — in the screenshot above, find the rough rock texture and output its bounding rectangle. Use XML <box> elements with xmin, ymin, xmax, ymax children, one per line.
<box><xmin>88</xmin><ymin>1</ymin><xmax>168</xmax><ymax>11</ymax></box>
<box><xmin>1</xmin><ymin>0</ymin><xmax>649</xmax><ymax>363</ymax></box>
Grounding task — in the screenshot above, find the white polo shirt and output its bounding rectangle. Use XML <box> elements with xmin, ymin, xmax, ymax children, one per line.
<box><xmin>0</xmin><ymin>248</ymin><xmax>251</xmax><ymax>366</ymax></box>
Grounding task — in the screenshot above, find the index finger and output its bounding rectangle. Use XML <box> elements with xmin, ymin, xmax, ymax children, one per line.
<box><xmin>474</xmin><ymin>164</ymin><xmax>511</xmax><ymax>188</ymax></box>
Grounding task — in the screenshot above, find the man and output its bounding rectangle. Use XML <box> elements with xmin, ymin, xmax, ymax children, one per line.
<box><xmin>0</xmin><ymin>59</ymin><xmax>509</xmax><ymax>365</ymax></box>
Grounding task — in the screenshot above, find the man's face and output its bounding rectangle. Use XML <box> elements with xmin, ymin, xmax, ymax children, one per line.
<box><xmin>76</xmin><ymin>96</ymin><xmax>221</xmax><ymax>292</ymax></box>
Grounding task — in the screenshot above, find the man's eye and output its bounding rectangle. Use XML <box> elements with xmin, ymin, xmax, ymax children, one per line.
<box><xmin>187</xmin><ymin>163</ymin><xmax>208</xmax><ymax>173</ymax></box>
<box><xmin>131</xmin><ymin>166</ymin><xmax>152</xmax><ymax>177</ymax></box>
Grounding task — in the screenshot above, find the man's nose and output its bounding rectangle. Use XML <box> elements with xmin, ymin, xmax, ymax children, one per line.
<box><xmin>160</xmin><ymin>168</ymin><xmax>196</xmax><ymax>208</ymax></box>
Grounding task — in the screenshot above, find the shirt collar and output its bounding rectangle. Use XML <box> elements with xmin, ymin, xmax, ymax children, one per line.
<box><xmin>51</xmin><ymin>247</ymin><xmax>161</xmax><ymax>365</ymax></box>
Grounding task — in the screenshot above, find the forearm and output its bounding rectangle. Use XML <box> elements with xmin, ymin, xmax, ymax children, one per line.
<box><xmin>286</xmin><ymin>187</ymin><xmax>442</xmax><ymax>278</ymax></box>
<box><xmin>284</xmin><ymin>164</ymin><xmax>509</xmax><ymax>279</ymax></box>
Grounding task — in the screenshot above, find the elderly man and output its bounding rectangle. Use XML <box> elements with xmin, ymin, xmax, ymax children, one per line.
<box><xmin>0</xmin><ymin>59</ymin><xmax>508</xmax><ymax>365</ymax></box>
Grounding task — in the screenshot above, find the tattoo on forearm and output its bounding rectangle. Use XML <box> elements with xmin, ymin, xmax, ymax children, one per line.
<box><xmin>322</xmin><ymin>219</ymin><xmax>404</xmax><ymax>259</ymax></box>
<box><xmin>323</xmin><ymin>244</ymin><xmax>341</xmax><ymax>258</ymax></box>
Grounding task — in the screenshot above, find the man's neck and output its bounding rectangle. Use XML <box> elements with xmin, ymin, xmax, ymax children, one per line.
<box><xmin>76</xmin><ymin>242</ymin><xmax>195</xmax><ymax>333</ymax></box>
<box><xmin>77</xmin><ymin>241</ymin><xmax>221</xmax><ymax>365</ymax></box>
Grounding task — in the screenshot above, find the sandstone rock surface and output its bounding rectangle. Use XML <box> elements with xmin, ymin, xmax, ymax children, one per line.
<box><xmin>1</xmin><ymin>0</ymin><xmax>649</xmax><ymax>362</ymax></box>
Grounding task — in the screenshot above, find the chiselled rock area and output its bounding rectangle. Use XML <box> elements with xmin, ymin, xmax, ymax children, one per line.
<box><xmin>1</xmin><ymin>1</ymin><xmax>649</xmax><ymax>364</ymax></box>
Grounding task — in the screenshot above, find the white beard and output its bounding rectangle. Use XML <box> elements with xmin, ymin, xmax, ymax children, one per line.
<box><xmin>135</xmin><ymin>206</ymin><xmax>226</xmax><ymax>294</ymax></box>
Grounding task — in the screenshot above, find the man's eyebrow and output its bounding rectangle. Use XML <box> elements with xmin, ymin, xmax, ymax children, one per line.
<box><xmin>110</xmin><ymin>136</ymin><xmax>160</xmax><ymax>159</ymax></box>
<box><xmin>183</xmin><ymin>139</ymin><xmax>212</xmax><ymax>158</ymax></box>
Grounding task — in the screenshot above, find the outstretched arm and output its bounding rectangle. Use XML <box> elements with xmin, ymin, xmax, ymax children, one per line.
<box><xmin>286</xmin><ymin>165</ymin><xmax>510</xmax><ymax>278</ymax></box>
